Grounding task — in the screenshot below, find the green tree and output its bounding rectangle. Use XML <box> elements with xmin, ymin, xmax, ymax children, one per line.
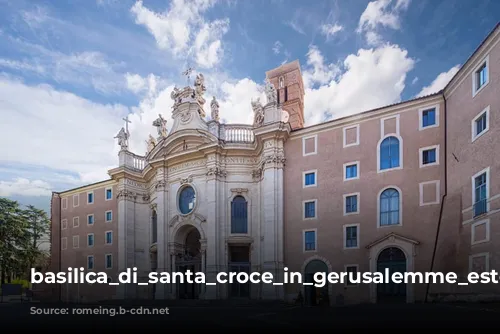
<box><xmin>22</xmin><ymin>205</ymin><xmax>50</xmax><ymax>278</ymax></box>
<box><xmin>0</xmin><ymin>198</ymin><xmax>30</xmax><ymax>284</ymax></box>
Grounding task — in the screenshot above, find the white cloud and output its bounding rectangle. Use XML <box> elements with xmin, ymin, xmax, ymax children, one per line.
<box><xmin>302</xmin><ymin>44</ymin><xmax>415</xmax><ymax>125</ymax></box>
<box><xmin>0</xmin><ymin>178</ymin><xmax>52</xmax><ymax>197</ymax></box>
<box><xmin>0</xmin><ymin>36</ymin><xmax>126</xmax><ymax>95</ymax></box>
<box><xmin>411</xmin><ymin>77</ymin><xmax>418</xmax><ymax>85</ymax></box>
<box><xmin>0</xmin><ymin>78</ymin><xmax>128</xmax><ymax>185</ymax></box>
<box><xmin>357</xmin><ymin>0</ymin><xmax>411</xmax><ymax>46</ymax></box>
<box><xmin>130</xmin><ymin>0</ymin><xmax>229</xmax><ymax>69</ymax></box>
<box><xmin>417</xmin><ymin>65</ymin><xmax>460</xmax><ymax>97</ymax></box>
<box><xmin>272</xmin><ymin>41</ymin><xmax>282</xmax><ymax>54</ymax></box>
<box><xmin>320</xmin><ymin>23</ymin><xmax>343</xmax><ymax>39</ymax></box>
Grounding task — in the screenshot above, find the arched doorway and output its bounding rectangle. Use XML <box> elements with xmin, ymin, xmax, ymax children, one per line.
<box><xmin>377</xmin><ymin>247</ymin><xmax>407</xmax><ymax>303</ymax></box>
<box><xmin>304</xmin><ymin>260</ymin><xmax>329</xmax><ymax>306</ymax></box>
<box><xmin>175</xmin><ymin>225</ymin><xmax>202</xmax><ymax>299</ymax></box>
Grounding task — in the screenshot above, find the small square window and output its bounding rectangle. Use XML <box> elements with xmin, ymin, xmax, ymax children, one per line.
<box><xmin>422</xmin><ymin>108</ymin><xmax>436</xmax><ymax>127</ymax></box>
<box><xmin>105</xmin><ymin>254</ymin><xmax>113</xmax><ymax>269</ymax></box>
<box><xmin>303</xmin><ymin>201</ymin><xmax>316</xmax><ymax>219</ymax></box>
<box><xmin>422</xmin><ymin>149</ymin><xmax>436</xmax><ymax>165</ymax></box>
<box><xmin>344</xmin><ymin>194</ymin><xmax>359</xmax><ymax>215</ymax></box>
<box><xmin>303</xmin><ymin>171</ymin><xmax>317</xmax><ymax>187</ymax></box>
<box><xmin>105</xmin><ymin>211</ymin><xmax>112</xmax><ymax>222</ymax></box>
<box><xmin>73</xmin><ymin>217</ymin><xmax>79</xmax><ymax>228</ymax></box>
<box><xmin>61</xmin><ymin>219</ymin><xmax>67</xmax><ymax>230</ymax></box>
<box><xmin>344</xmin><ymin>225</ymin><xmax>359</xmax><ymax>249</ymax></box>
<box><xmin>345</xmin><ymin>164</ymin><xmax>358</xmax><ymax>180</ymax></box>
<box><xmin>62</xmin><ymin>198</ymin><xmax>67</xmax><ymax>210</ymax></box>
<box><xmin>304</xmin><ymin>230</ymin><xmax>316</xmax><ymax>251</ymax></box>
<box><xmin>87</xmin><ymin>192</ymin><xmax>94</xmax><ymax>204</ymax></box>
<box><xmin>87</xmin><ymin>256</ymin><xmax>94</xmax><ymax>270</ymax></box>
<box><xmin>73</xmin><ymin>194</ymin><xmax>79</xmax><ymax>207</ymax></box>
<box><xmin>87</xmin><ymin>214</ymin><xmax>94</xmax><ymax>225</ymax></box>
<box><xmin>420</xmin><ymin>145</ymin><xmax>439</xmax><ymax>168</ymax></box>
<box><xmin>87</xmin><ymin>234</ymin><xmax>94</xmax><ymax>247</ymax></box>
<box><xmin>472</xmin><ymin>57</ymin><xmax>489</xmax><ymax>97</ymax></box>
<box><xmin>105</xmin><ymin>231</ymin><xmax>113</xmax><ymax>245</ymax></box>
<box><xmin>472</xmin><ymin>108</ymin><xmax>489</xmax><ymax>142</ymax></box>
<box><xmin>476</xmin><ymin>63</ymin><xmax>487</xmax><ymax>90</ymax></box>
<box><xmin>73</xmin><ymin>235</ymin><xmax>79</xmax><ymax>248</ymax></box>
<box><xmin>105</xmin><ymin>188</ymin><xmax>113</xmax><ymax>200</ymax></box>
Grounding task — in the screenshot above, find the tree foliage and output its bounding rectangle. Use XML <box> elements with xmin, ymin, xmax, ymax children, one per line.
<box><xmin>0</xmin><ymin>198</ymin><xmax>50</xmax><ymax>284</ymax></box>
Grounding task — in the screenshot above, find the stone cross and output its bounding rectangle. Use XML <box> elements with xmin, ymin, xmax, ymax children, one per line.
<box><xmin>122</xmin><ymin>115</ymin><xmax>131</xmax><ymax>133</ymax></box>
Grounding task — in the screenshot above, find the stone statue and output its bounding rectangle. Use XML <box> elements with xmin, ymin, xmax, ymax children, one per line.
<box><xmin>264</xmin><ymin>78</ymin><xmax>277</xmax><ymax>105</ymax></box>
<box><xmin>152</xmin><ymin>114</ymin><xmax>168</xmax><ymax>138</ymax></box>
<box><xmin>252</xmin><ymin>98</ymin><xmax>265</xmax><ymax>127</ymax></box>
<box><xmin>114</xmin><ymin>127</ymin><xmax>129</xmax><ymax>150</ymax></box>
<box><xmin>210</xmin><ymin>96</ymin><xmax>220</xmax><ymax>122</ymax></box>
<box><xmin>194</xmin><ymin>73</ymin><xmax>206</xmax><ymax>102</ymax></box>
<box><xmin>145</xmin><ymin>134</ymin><xmax>157</xmax><ymax>154</ymax></box>
<box><xmin>171</xmin><ymin>86</ymin><xmax>180</xmax><ymax>102</ymax></box>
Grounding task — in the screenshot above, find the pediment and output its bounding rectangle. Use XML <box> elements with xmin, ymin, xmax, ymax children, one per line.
<box><xmin>366</xmin><ymin>232</ymin><xmax>419</xmax><ymax>249</ymax></box>
<box><xmin>148</xmin><ymin>129</ymin><xmax>217</xmax><ymax>160</ymax></box>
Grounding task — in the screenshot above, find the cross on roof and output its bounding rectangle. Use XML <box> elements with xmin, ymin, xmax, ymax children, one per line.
<box><xmin>182</xmin><ymin>67</ymin><xmax>193</xmax><ymax>85</ymax></box>
<box><xmin>122</xmin><ymin>115</ymin><xmax>131</xmax><ymax>132</ymax></box>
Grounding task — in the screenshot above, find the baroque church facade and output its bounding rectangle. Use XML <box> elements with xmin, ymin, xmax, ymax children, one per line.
<box><xmin>50</xmin><ymin>24</ymin><xmax>500</xmax><ymax>305</ymax></box>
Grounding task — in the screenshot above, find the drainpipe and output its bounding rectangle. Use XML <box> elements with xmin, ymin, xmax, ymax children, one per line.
<box><xmin>425</xmin><ymin>92</ymin><xmax>448</xmax><ymax>303</ymax></box>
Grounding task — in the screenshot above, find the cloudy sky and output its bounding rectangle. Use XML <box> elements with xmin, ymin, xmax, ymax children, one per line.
<box><xmin>0</xmin><ymin>0</ymin><xmax>498</xmax><ymax>212</ymax></box>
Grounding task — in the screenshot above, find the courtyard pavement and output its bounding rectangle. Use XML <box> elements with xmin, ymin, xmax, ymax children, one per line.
<box><xmin>1</xmin><ymin>300</ymin><xmax>498</xmax><ymax>328</ymax></box>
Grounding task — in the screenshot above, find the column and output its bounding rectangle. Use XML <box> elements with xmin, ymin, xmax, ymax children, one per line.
<box><xmin>155</xmin><ymin>171</ymin><xmax>168</xmax><ymax>299</ymax></box>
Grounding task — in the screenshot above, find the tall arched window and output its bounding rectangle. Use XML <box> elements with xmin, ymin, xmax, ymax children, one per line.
<box><xmin>231</xmin><ymin>196</ymin><xmax>248</xmax><ymax>234</ymax></box>
<box><xmin>380</xmin><ymin>136</ymin><xmax>400</xmax><ymax>170</ymax></box>
<box><xmin>380</xmin><ymin>188</ymin><xmax>400</xmax><ymax>226</ymax></box>
<box><xmin>151</xmin><ymin>210</ymin><xmax>158</xmax><ymax>243</ymax></box>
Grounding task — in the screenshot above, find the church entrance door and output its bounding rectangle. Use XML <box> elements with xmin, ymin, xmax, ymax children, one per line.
<box><xmin>176</xmin><ymin>228</ymin><xmax>202</xmax><ymax>299</ymax></box>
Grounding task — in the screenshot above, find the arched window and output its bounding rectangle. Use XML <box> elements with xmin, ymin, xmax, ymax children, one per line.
<box><xmin>380</xmin><ymin>188</ymin><xmax>400</xmax><ymax>226</ymax></box>
<box><xmin>231</xmin><ymin>196</ymin><xmax>248</xmax><ymax>234</ymax></box>
<box><xmin>151</xmin><ymin>210</ymin><xmax>157</xmax><ymax>243</ymax></box>
<box><xmin>380</xmin><ymin>136</ymin><xmax>400</xmax><ymax>170</ymax></box>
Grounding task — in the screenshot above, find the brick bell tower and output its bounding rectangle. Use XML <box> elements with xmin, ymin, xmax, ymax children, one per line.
<box><xmin>265</xmin><ymin>60</ymin><xmax>305</xmax><ymax>130</ymax></box>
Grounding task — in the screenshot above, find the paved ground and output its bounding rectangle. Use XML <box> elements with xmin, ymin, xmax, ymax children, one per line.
<box><xmin>1</xmin><ymin>300</ymin><xmax>499</xmax><ymax>328</ymax></box>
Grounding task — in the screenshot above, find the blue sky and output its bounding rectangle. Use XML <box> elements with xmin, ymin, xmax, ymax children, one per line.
<box><xmin>0</xmin><ymin>0</ymin><xmax>498</xmax><ymax>212</ymax></box>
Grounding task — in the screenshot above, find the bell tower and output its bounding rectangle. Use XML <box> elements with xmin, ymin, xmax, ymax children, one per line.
<box><xmin>265</xmin><ymin>60</ymin><xmax>305</xmax><ymax>130</ymax></box>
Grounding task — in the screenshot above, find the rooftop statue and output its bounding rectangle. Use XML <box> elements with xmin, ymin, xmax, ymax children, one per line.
<box><xmin>152</xmin><ymin>114</ymin><xmax>168</xmax><ymax>138</ymax></box>
<box><xmin>210</xmin><ymin>96</ymin><xmax>220</xmax><ymax>122</ymax></box>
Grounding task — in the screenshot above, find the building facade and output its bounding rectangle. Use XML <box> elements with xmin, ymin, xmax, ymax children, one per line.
<box><xmin>50</xmin><ymin>24</ymin><xmax>500</xmax><ymax>304</ymax></box>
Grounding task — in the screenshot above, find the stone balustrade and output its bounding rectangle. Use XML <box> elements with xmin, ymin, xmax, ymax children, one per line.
<box><xmin>222</xmin><ymin>124</ymin><xmax>255</xmax><ymax>143</ymax></box>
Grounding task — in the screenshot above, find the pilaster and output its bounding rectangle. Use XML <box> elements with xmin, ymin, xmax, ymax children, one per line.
<box><xmin>154</xmin><ymin>167</ymin><xmax>168</xmax><ymax>299</ymax></box>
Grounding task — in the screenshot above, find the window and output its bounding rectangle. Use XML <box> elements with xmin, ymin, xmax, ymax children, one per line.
<box><xmin>105</xmin><ymin>254</ymin><xmax>113</xmax><ymax>269</ymax></box>
<box><xmin>87</xmin><ymin>256</ymin><xmax>94</xmax><ymax>270</ymax></box>
<box><xmin>87</xmin><ymin>192</ymin><xmax>94</xmax><ymax>204</ymax></box>
<box><xmin>105</xmin><ymin>231</ymin><xmax>113</xmax><ymax>245</ymax></box>
<box><xmin>379</xmin><ymin>188</ymin><xmax>401</xmax><ymax>226</ymax></box>
<box><xmin>73</xmin><ymin>194</ymin><xmax>79</xmax><ymax>207</ymax></box>
<box><xmin>343</xmin><ymin>124</ymin><xmax>360</xmax><ymax>147</ymax></box>
<box><xmin>302</xmin><ymin>135</ymin><xmax>317</xmax><ymax>156</ymax></box>
<box><xmin>61</xmin><ymin>237</ymin><xmax>67</xmax><ymax>250</ymax></box>
<box><xmin>303</xmin><ymin>230</ymin><xmax>316</xmax><ymax>252</ymax></box>
<box><xmin>303</xmin><ymin>200</ymin><xmax>317</xmax><ymax>219</ymax></box>
<box><xmin>344</xmin><ymin>224</ymin><xmax>359</xmax><ymax>249</ymax></box>
<box><xmin>471</xmin><ymin>219</ymin><xmax>490</xmax><ymax>245</ymax></box>
<box><xmin>73</xmin><ymin>216</ymin><xmax>79</xmax><ymax>228</ymax></box>
<box><xmin>303</xmin><ymin>170</ymin><xmax>317</xmax><ymax>187</ymax></box>
<box><xmin>345</xmin><ymin>265</ymin><xmax>359</xmax><ymax>286</ymax></box>
<box><xmin>422</xmin><ymin>108</ymin><xmax>436</xmax><ymax>128</ymax></box>
<box><xmin>151</xmin><ymin>210</ymin><xmax>157</xmax><ymax>244</ymax></box>
<box><xmin>473</xmin><ymin>169</ymin><xmax>488</xmax><ymax>217</ymax></box>
<box><xmin>344</xmin><ymin>162</ymin><xmax>359</xmax><ymax>180</ymax></box>
<box><xmin>420</xmin><ymin>145</ymin><xmax>439</xmax><ymax>167</ymax></box>
<box><xmin>62</xmin><ymin>198</ymin><xmax>67</xmax><ymax>210</ymax></box>
<box><xmin>105</xmin><ymin>187</ymin><xmax>113</xmax><ymax>201</ymax></box>
<box><xmin>471</xmin><ymin>106</ymin><xmax>489</xmax><ymax>142</ymax></box>
<box><xmin>105</xmin><ymin>211</ymin><xmax>112</xmax><ymax>222</ymax></box>
<box><xmin>472</xmin><ymin>57</ymin><xmax>489</xmax><ymax>96</ymax></box>
<box><xmin>87</xmin><ymin>214</ymin><xmax>94</xmax><ymax>225</ymax></box>
<box><xmin>73</xmin><ymin>235</ymin><xmax>79</xmax><ymax>248</ymax></box>
<box><xmin>178</xmin><ymin>186</ymin><xmax>196</xmax><ymax>215</ymax></box>
<box><xmin>61</xmin><ymin>219</ymin><xmax>67</xmax><ymax>230</ymax></box>
<box><xmin>231</xmin><ymin>196</ymin><xmax>248</xmax><ymax>234</ymax></box>
<box><xmin>379</xmin><ymin>136</ymin><xmax>400</xmax><ymax>171</ymax></box>
<box><xmin>344</xmin><ymin>194</ymin><xmax>359</xmax><ymax>215</ymax></box>
<box><xmin>87</xmin><ymin>234</ymin><xmax>94</xmax><ymax>247</ymax></box>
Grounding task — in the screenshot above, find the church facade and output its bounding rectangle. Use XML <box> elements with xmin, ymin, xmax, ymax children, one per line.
<box><xmin>49</xmin><ymin>24</ymin><xmax>500</xmax><ymax>305</ymax></box>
